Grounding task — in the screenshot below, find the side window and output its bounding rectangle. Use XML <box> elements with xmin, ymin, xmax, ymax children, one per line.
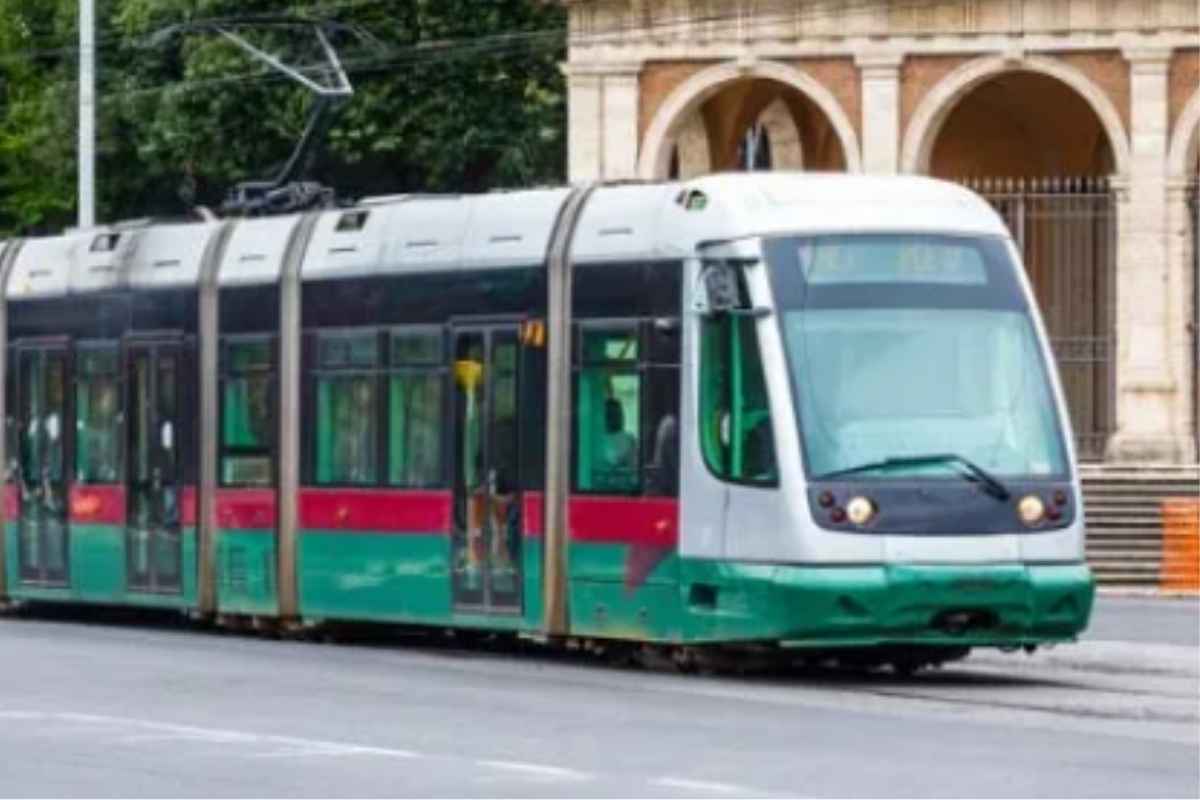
<box><xmin>387</xmin><ymin>329</ymin><xmax>445</xmax><ymax>488</ymax></box>
<box><xmin>700</xmin><ymin>314</ymin><xmax>778</xmax><ymax>485</ymax></box>
<box><xmin>220</xmin><ymin>339</ymin><xmax>274</xmax><ymax>487</ymax></box>
<box><xmin>76</xmin><ymin>345</ymin><xmax>122</xmax><ymax>484</ymax></box>
<box><xmin>644</xmin><ymin>319</ymin><xmax>681</xmax><ymax>497</ymax></box>
<box><xmin>575</xmin><ymin>326</ymin><xmax>641</xmax><ymax>494</ymax></box>
<box><xmin>314</xmin><ymin>331</ymin><xmax>379</xmax><ymax>486</ymax></box>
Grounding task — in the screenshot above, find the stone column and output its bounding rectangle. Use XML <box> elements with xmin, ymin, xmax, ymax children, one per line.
<box><xmin>1108</xmin><ymin>48</ymin><xmax>1189</xmax><ymax>463</ymax></box>
<box><xmin>856</xmin><ymin>53</ymin><xmax>904</xmax><ymax>174</ymax></box>
<box><xmin>1166</xmin><ymin>177</ymin><xmax>1199</xmax><ymax>463</ymax></box>
<box><xmin>564</xmin><ymin>64</ymin><xmax>602</xmax><ymax>182</ymax></box>
<box><xmin>601</xmin><ymin>65</ymin><xmax>642</xmax><ymax>180</ymax></box>
<box><xmin>563</xmin><ymin>62</ymin><xmax>642</xmax><ymax>182</ymax></box>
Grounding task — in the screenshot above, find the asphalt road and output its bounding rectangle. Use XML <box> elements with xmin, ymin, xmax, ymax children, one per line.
<box><xmin>0</xmin><ymin>596</ymin><xmax>1195</xmax><ymax>798</ymax></box>
<box><xmin>1086</xmin><ymin>593</ymin><xmax>1199</xmax><ymax>646</ymax></box>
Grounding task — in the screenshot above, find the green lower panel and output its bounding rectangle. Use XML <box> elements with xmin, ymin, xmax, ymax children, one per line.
<box><xmin>678</xmin><ymin>560</ymin><xmax>1095</xmax><ymax>647</ymax></box>
<box><xmin>521</xmin><ymin>538</ymin><xmax>544</xmax><ymax>630</ymax></box>
<box><xmin>2</xmin><ymin>519</ymin><xmax>1094</xmax><ymax>650</ymax></box>
<box><xmin>568</xmin><ymin>542</ymin><xmax>685</xmax><ymax>640</ymax></box>
<box><xmin>3</xmin><ymin>522</ymin><xmax>197</xmax><ymax>609</ymax></box>
<box><xmin>298</xmin><ymin>531</ymin><xmax>452</xmax><ymax>623</ymax></box>
<box><xmin>217</xmin><ymin>530</ymin><xmax>278</xmax><ymax>616</ymax></box>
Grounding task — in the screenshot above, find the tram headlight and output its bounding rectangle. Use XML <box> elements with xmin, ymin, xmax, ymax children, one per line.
<box><xmin>1017</xmin><ymin>495</ymin><xmax>1046</xmax><ymax>526</ymax></box>
<box><xmin>845</xmin><ymin>496</ymin><xmax>876</xmax><ymax>526</ymax></box>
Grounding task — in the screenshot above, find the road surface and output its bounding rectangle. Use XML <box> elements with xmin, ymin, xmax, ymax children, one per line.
<box><xmin>0</xmin><ymin>595</ymin><xmax>1195</xmax><ymax>798</ymax></box>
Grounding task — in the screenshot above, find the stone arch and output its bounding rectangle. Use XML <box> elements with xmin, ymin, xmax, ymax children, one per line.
<box><xmin>900</xmin><ymin>54</ymin><xmax>1131</xmax><ymax>177</ymax></box>
<box><xmin>638</xmin><ymin>59</ymin><xmax>861</xmax><ymax>179</ymax></box>
<box><xmin>1167</xmin><ymin>88</ymin><xmax>1200</xmax><ymax>178</ymax></box>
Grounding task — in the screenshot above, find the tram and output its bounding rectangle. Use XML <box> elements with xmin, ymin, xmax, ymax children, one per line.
<box><xmin>0</xmin><ymin>173</ymin><xmax>1093</xmax><ymax>669</ymax></box>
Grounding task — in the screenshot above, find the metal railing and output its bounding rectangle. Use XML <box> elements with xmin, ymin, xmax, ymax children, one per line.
<box><xmin>960</xmin><ymin>176</ymin><xmax>1117</xmax><ymax>461</ymax></box>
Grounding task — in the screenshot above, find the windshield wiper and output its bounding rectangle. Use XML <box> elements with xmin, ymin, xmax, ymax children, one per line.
<box><xmin>816</xmin><ymin>454</ymin><xmax>1011</xmax><ymax>501</ymax></box>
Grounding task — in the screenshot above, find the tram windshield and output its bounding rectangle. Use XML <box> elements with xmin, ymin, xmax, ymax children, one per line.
<box><xmin>763</xmin><ymin>233</ymin><xmax>1069</xmax><ymax>480</ymax></box>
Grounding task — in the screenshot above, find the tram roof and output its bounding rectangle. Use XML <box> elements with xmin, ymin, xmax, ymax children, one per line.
<box><xmin>2</xmin><ymin>173</ymin><xmax>1008</xmax><ymax>298</ymax></box>
<box><xmin>676</xmin><ymin>172</ymin><xmax>1010</xmax><ymax>242</ymax></box>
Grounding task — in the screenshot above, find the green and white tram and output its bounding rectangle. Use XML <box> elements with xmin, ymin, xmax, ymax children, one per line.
<box><xmin>0</xmin><ymin>173</ymin><xmax>1093</xmax><ymax>670</ymax></box>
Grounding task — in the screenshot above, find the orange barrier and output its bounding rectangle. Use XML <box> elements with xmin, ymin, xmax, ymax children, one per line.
<box><xmin>1161</xmin><ymin>498</ymin><xmax>1200</xmax><ymax>591</ymax></box>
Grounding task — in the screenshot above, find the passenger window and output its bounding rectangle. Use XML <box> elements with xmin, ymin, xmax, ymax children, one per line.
<box><xmin>75</xmin><ymin>346</ymin><xmax>121</xmax><ymax>484</ymax></box>
<box><xmin>700</xmin><ymin>315</ymin><xmax>777</xmax><ymax>485</ymax></box>
<box><xmin>315</xmin><ymin>332</ymin><xmax>379</xmax><ymax>486</ymax></box>
<box><xmin>220</xmin><ymin>339</ymin><xmax>274</xmax><ymax>487</ymax></box>
<box><xmin>575</xmin><ymin>327</ymin><xmax>641</xmax><ymax>494</ymax></box>
<box><xmin>388</xmin><ymin>330</ymin><xmax>445</xmax><ymax>488</ymax></box>
<box><xmin>644</xmin><ymin>319</ymin><xmax>681</xmax><ymax>497</ymax></box>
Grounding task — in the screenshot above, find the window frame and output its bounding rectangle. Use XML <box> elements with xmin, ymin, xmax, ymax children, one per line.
<box><xmin>384</xmin><ymin>324</ymin><xmax>448</xmax><ymax>489</ymax></box>
<box><xmin>217</xmin><ymin>333</ymin><xmax>278</xmax><ymax>489</ymax></box>
<box><xmin>697</xmin><ymin>293</ymin><xmax>780</xmax><ymax>489</ymax></box>
<box><xmin>571</xmin><ymin>319</ymin><xmax>646</xmax><ymax>496</ymax></box>
<box><xmin>73</xmin><ymin>339</ymin><xmax>122</xmax><ymax>486</ymax></box>
<box><xmin>310</xmin><ymin>327</ymin><xmax>386</xmax><ymax>488</ymax></box>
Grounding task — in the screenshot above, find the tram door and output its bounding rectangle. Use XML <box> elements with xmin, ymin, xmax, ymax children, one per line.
<box><xmin>450</xmin><ymin>326</ymin><xmax>522</xmax><ymax>612</ymax></box>
<box><xmin>14</xmin><ymin>344</ymin><xmax>70</xmax><ymax>585</ymax></box>
<box><xmin>125</xmin><ymin>340</ymin><xmax>183</xmax><ymax>593</ymax></box>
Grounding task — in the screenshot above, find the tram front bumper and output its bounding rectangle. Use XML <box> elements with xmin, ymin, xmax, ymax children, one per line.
<box><xmin>767</xmin><ymin>562</ymin><xmax>1094</xmax><ymax>649</ymax></box>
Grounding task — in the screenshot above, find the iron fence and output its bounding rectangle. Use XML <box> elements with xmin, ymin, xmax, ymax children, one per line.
<box><xmin>960</xmin><ymin>177</ymin><xmax>1117</xmax><ymax>461</ymax></box>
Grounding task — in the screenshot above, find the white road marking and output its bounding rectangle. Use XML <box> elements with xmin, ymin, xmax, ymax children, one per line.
<box><xmin>0</xmin><ymin>711</ymin><xmax>419</xmax><ymax>760</ymax></box>
<box><xmin>653</xmin><ymin>776</ymin><xmax>754</xmax><ymax>794</ymax></box>
<box><xmin>476</xmin><ymin>759</ymin><xmax>592</xmax><ymax>781</ymax></box>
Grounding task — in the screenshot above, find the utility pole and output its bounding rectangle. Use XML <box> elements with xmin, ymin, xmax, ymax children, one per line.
<box><xmin>78</xmin><ymin>0</ymin><xmax>96</xmax><ymax>229</ymax></box>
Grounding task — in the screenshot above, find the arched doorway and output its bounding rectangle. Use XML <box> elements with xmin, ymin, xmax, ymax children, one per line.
<box><xmin>641</xmin><ymin>60</ymin><xmax>860</xmax><ymax>180</ymax></box>
<box><xmin>666</xmin><ymin>80</ymin><xmax>838</xmax><ymax>179</ymax></box>
<box><xmin>909</xmin><ymin>64</ymin><xmax>1124</xmax><ymax>461</ymax></box>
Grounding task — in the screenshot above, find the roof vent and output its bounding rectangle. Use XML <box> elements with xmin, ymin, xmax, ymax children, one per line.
<box><xmin>335</xmin><ymin>210</ymin><xmax>369</xmax><ymax>232</ymax></box>
<box><xmin>90</xmin><ymin>233</ymin><xmax>120</xmax><ymax>253</ymax></box>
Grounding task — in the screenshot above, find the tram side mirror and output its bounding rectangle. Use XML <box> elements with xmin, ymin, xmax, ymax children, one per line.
<box><xmin>695</xmin><ymin>263</ymin><xmax>739</xmax><ymax>315</ymax></box>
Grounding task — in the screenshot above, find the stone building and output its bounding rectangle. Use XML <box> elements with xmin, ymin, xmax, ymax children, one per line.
<box><xmin>560</xmin><ymin>0</ymin><xmax>1200</xmax><ymax>471</ymax></box>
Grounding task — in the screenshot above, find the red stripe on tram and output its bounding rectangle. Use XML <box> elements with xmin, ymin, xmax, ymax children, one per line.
<box><xmin>520</xmin><ymin>493</ymin><xmax>679</xmax><ymax>548</ymax></box>
<box><xmin>568</xmin><ymin>496</ymin><xmax>679</xmax><ymax>549</ymax></box>
<box><xmin>216</xmin><ymin>488</ymin><xmax>277</xmax><ymax>531</ymax></box>
<box><xmin>299</xmin><ymin>488</ymin><xmax>453</xmax><ymax>534</ymax></box>
<box><xmin>523</xmin><ymin>492</ymin><xmax>544</xmax><ymax>539</ymax></box>
<box><xmin>4</xmin><ymin>483</ymin><xmax>19</xmax><ymax>519</ymax></box>
<box><xmin>179</xmin><ymin>486</ymin><xmax>198</xmax><ymax>528</ymax></box>
<box><xmin>69</xmin><ymin>484</ymin><xmax>126</xmax><ymax>525</ymax></box>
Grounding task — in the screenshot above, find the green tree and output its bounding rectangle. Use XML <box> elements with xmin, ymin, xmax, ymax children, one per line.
<box><xmin>0</xmin><ymin>0</ymin><xmax>566</xmax><ymax>233</ymax></box>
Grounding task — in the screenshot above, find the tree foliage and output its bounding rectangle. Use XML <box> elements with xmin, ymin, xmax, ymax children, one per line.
<box><xmin>0</xmin><ymin>0</ymin><xmax>567</xmax><ymax>234</ymax></box>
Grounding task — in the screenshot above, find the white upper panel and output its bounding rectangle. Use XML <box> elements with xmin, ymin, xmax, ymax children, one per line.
<box><xmin>70</xmin><ymin>229</ymin><xmax>137</xmax><ymax>295</ymax></box>
<box><xmin>8</xmin><ymin>235</ymin><xmax>81</xmax><ymax>299</ymax></box>
<box><xmin>4</xmin><ymin>175</ymin><xmax>1009</xmax><ymax>301</ymax></box>
<box><xmin>219</xmin><ymin>215</ymin><xmax>302</xmax><ymax>286</ymax></box>
<box><xmin>302</xmin><ymin>204</ymin><xmax>395</xmax><ymax>280</ymax></box>
<box><xmin>378</xmin><ymin>197</ymin><xmax>472</xmax><ymax>274</ymax></box>
<box><xmin>127</xmin><ymin>222</ymin><xmax>222</xmax><ymax>289</ymax></box>
<box><xmin>670</xmin><ymin>173</ymin><xmax>1010</xmax><ymax>245</ymax></box>
<box><xmin>459</xmin><ymin>188</ymin><xmax>571</xmax><ymax>270</ymax></box>
<box><xmin>571</xmin><ymin>183</ymin><xmax>681</xmax><ymax>263</ymax></box>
